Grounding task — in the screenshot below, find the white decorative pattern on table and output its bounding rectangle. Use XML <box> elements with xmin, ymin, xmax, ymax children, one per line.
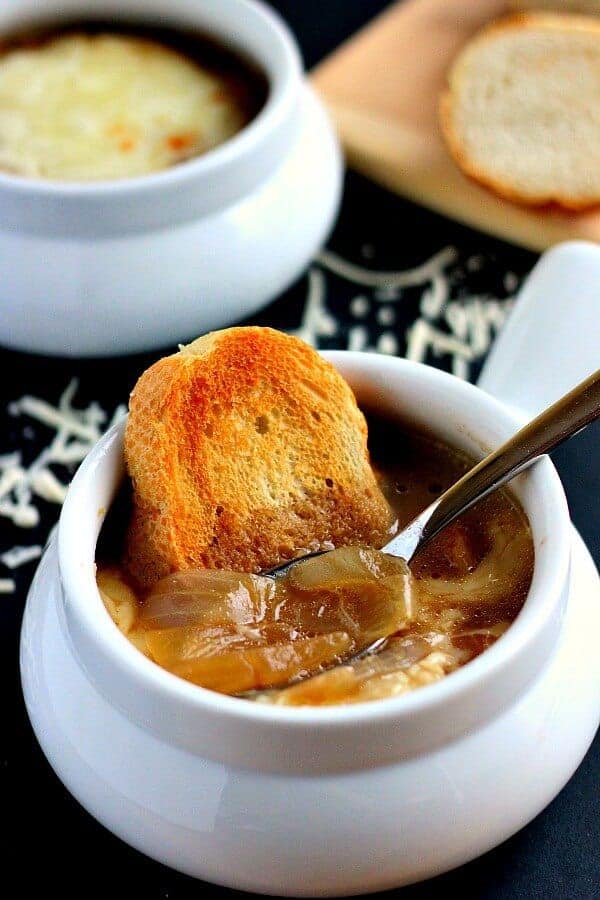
<box><xmin>0</xmin><ymin>245</ymin><xmax>522</xmax><ymax>592</ymax></box>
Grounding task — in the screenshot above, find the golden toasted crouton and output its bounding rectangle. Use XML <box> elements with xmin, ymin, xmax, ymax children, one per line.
<box><xmin>123</xmin><ymin>327</ymin><xmax>392</xmax><ymax>587</ymax></box>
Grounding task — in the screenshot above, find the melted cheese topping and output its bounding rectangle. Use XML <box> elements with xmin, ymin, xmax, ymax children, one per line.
<box><xmin>0</xmin><ymin>33</ymin><xmax>252</xmax><ymax>180</ymax></box>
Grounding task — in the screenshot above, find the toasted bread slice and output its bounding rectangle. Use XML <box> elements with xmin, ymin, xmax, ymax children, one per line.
<box><xmin>440</xmin><ymin>13</ymin><xmax>600</xmax><ymax>209</ymax></box>
<box><xmin>124</xmin><ymin>327</ymin><xmax>393</xmax><ymax>587</ymax></box>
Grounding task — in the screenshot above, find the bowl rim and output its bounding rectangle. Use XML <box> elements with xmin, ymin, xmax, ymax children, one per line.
<box><xmin>57</xmin><ymin>353</ymin><xmax>571</xmax><ymax>741</ymax></box>
<box><xmin>0</xmin><ymin>0</ymin><xmax>302</xmax><ymax>197</ymax></box>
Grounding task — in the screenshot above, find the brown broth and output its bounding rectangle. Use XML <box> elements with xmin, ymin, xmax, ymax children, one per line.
<box><xmin>97</xmin><ymin>417</ymin><xmax>535</xmax><ymax>705</ymax></box>
<box><xmin>368</xmin><ymin>416</ymin><xmax>534</xmax><ymax>626</ymax></box>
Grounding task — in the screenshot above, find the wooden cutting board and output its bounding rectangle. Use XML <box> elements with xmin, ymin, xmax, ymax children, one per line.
<box><xmin>311</xmin><ymin>0</ymin><xmax>600</xmax><ymax>251</ymax></box>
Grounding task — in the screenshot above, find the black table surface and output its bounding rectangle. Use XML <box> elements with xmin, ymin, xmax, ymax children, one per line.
<box><xmin>5</xmin><ymin>2</ymin><xmax>599</xmax><ymax>897</ymax></box>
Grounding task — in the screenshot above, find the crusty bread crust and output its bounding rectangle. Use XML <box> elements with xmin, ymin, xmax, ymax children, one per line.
<box><xmin>124</xmin><ymin>327</ymin><xmax>393</xmax><ymax>587</ymax></box>
<box><xmin>509</xmin><ymin>1</ymin><xmax>600</xmax><ymax>13</ymax></box>
<box><xmin>440</xmin><ymin>13</ymin><xmax>600</xmax><ymax>210</ymax></box>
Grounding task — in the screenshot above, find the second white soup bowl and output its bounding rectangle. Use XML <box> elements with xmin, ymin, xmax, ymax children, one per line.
<box><xmin>0</xmin><ymin>0</ymin><xmax>341</xmax><ymax>356</ymax></box>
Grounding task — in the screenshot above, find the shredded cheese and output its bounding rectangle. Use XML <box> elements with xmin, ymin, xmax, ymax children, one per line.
<box><xmin>0</xmin><ymin>381</ymin><xmax>126</xmax><ymax>593</ymax></box>
<box><xmin>299</xmin><ymin>246</ymin><xmax>518</xmax><ymax>380</ymax></box>
<box><xmin>1</xmin><ymin>379</ymin><xmax>126</xmax><ymax>529</ymax></box>
<box><xmin>0</xmin><ymin>545</ymin><xmax>42</xmax><ymax>569</ymax></box>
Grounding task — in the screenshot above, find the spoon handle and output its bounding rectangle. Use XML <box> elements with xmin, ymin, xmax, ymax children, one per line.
<box><xmin>383</xmin><ymin>368</ymin><xmax>600</xmax><ymax>563</ymax></box>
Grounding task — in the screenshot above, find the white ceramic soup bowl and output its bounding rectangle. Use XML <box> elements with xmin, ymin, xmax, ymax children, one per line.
<box><xmin>0</xmin><ymin>0</ymin><xmax>341</xmax><ymax>356</ymax></box>
<box><xmin>20</xmin><ymin>348</ymin><xmax>600</xmax><ymax>895</ymax></box>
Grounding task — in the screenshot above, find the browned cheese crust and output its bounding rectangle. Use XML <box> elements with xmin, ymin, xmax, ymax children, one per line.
<box><xmin>123</xmin><ymin>327</ymin><xmax>393</xmax><ymax>587</ymax></box>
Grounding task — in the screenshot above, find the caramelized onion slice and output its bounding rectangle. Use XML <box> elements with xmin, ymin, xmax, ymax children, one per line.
<box><xmin>418</xmin><ymin>527</ymin><xmax>533</xmax><ymax>605</ymax></box>
<box><xmin>256</xmin><ymin>665</ymin><xmax>358</xmax><ymax>706</ymax></box>
<box><xmin>140</xmin><ymin>548</ymin><xmax>414</xmax><ymax>656</ymax></box>
<box><xmin>97</xmin><ymin>567</ymin><xmax>139</xmax><ymax>634</ymax></box>
<box><xmin>288</xmin><ymin>546</ymin><xmax>408</xmax><ymax>592</ymax></box>
<box><xmin>283</xmin><ymin>546</ymin><xmax>414</xmax><ymax>641</ymax></box>
<box><xmin>140</xmin><ymin>569</ymin><xmax>277</xmax><ymax>629</ymax></box>
<box><xmin>255</xmin><ymin>650</ymin><xmax>457</xmax><ymax>706</ymax></box>
<box><xmin>145</xmin><ymin>623</ymin><xmax>289</xmax><ymax>665</ymax></box>
<box><xmin>276</xmin><ymin>580</ymin><xmax>411</xmax><ymax>645</ymax></box>
<box><xmin>256</xmin><ymin>634</ymin><xmax>461</xmax><ymax>706</ymax></box>
<box><xmin>146</xmin><ymin>627</ymin><xmax>351</xmax><ymax>693</ymax></box>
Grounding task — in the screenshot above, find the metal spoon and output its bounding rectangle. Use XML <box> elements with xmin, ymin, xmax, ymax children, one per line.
<box><xmin>267</xmin><ymin>368</ymin><xmax>600</xmax><ymax>663</ymax></box>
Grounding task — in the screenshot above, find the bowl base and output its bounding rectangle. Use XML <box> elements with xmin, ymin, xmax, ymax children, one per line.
<box><xmin>20</xmin><ymin>530</ymin><xmax>600</xmax><ymax>896</ymax></box>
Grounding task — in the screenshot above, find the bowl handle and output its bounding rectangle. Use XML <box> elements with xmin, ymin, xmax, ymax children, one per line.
<box><xmin>478</xmin><ymin>241</ymin><xmax>600</xmax><ymax>422</ymax></box>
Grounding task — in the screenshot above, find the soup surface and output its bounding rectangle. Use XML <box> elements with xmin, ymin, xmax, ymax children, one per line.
<box><xmin>0</xmin><ymin>23</ymin><xmax>266</xmax><ymax>181</ymax></box>
<box><xmin>97</xmin><ymin>418</ymin><xmax>534</xmax><ymax>705</ymax></box>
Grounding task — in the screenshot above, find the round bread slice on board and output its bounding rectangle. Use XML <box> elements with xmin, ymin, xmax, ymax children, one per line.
<box><xmin>124</xmin><ymin>327</ymin><xmax>393</xmax><ymax>587</ymax></box>
<box><xmin>440</xmin><ymin>13</ymin><xmax>600</xmax><ymax>209</ymax></box>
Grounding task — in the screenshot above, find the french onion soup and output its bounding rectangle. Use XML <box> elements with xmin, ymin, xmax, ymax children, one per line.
<box><xmin>0</xmin><ymin>22</ymin><xmax>266</xmax><ymax>181</ymax></box>
<box><xmin>97</xmin><ymin>328</ymin><xmax>534</xmax><ymax>706</ymax></box>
